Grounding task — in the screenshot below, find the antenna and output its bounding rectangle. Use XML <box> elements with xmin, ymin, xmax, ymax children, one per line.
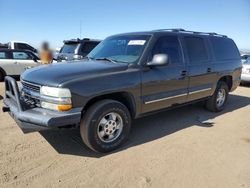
<box><xmin>80</xmin><ymin>20</ymin><xmax>82</xmax><ymax>38</ymax></box>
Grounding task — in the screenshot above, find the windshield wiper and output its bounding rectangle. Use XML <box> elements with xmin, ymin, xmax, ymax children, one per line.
<box><xmin>95</xmin><ymin>57</ymin><xmax>118</xmax><ymax>63</ymax></box>
<box><xmin>84</xmin><ymin>56</ymin><xmax>95</xmax><ymax>60</ymax></box>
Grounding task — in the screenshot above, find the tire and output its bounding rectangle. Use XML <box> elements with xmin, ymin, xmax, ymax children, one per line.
<box><xmin>206</xmin><ymin>81</ymin><xmax>229</xmax><ymax>112</ymax></box>
<box><xmin>80</xmin><ymin>99</ymin><xmax>131</xmax><ymax>153</ymax></box>
<box><xmin>0</xmin><ymin>70</ymin><xmax>4</xmax><ymax>82</ymax></box>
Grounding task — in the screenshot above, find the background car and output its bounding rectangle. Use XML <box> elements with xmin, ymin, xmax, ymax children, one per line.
<box><xmin>0</xmin><ymin>49</ymin><xmax>40</xmax><ymax>81</ymax></box>
<box><xmin>241</xmin><ymin>54</ymin><xmax>250</xmax><ymax>63</ymax></box>
<box><xmin>241</xmin><ymin>57</ymin><xmax>250</xmax><ymax>84</ymax></box>
<box><xmin>57</xmin><ymin>38</ymin><xmax>101</xmax><ymax>62</ymax></box>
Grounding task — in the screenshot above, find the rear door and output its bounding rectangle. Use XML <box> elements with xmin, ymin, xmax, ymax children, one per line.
<box><xmin>182</xmin><ymin>36</ymin><xmax>217</xmax><ymax>101</ymax></box>
<box><xmin>141</xmin><ymin>35</ymin><xmax>188</xmax><ymax>113</ymax></box>
<box><xmin>11</xmin><ymin>51</ymin><xmax>38</xmax><ymax>74</ymax></box>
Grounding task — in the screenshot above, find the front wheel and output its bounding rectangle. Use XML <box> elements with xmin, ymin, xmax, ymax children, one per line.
<box><xmin>80</xmin><ymin>99</ymin><xmax>131</xmax><ymax>153</ymax></box>
<box><xmin>206</xmin><ymin>81</ymin><xmax>229</xmax><ymax>112</ymax></box>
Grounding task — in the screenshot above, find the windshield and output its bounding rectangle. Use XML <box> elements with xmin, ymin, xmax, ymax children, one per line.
<box><xmin>243</xmin><ymin>57</ymin><xmax>250</xmax><ymax>64</ymax></box>
<box><xmin>88</xmin><ymin>35</ymin><xmax>150</xmax><ymax>64</ymax></box>
<box><xmin>60</xmin><ymin>43</ymin><xmax>78</xmax><ymax>53</ymax></box>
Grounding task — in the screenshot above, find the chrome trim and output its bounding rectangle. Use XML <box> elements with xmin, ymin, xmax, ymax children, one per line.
<box><xmin>188</xmin><ymin>88</ymin><xmax>212</xmax><ymax>95</ymax></box>
<box><xmin>144</xmin><ymin>93</ymin><xmax>187</xmax><ymax>104</ymax></box>
<box><xmin>21</xmin><ymin>79</ymin><xmax>41</xmax><ymax>88</ymax></box>
<box><xmin>144</xmin><ymin>88</ymin><xmax>212</xmax><ymax>104</ymax></box>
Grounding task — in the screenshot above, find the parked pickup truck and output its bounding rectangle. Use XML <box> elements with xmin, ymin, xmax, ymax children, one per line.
<box><xmin>3</xmin><ymin>29</ymin><xmax>242</xmax><ymax>153</ymax></box>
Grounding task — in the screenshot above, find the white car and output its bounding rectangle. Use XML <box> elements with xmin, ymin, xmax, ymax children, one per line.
<box><xmin>0</xmin><ymin>49</ymin><xmax>40</xmax><ymax>81</ymax></box>
<box><xmin>241</xmin><ymin>57</ymin><xmax>250</xmax><ymax>83</ymax></box>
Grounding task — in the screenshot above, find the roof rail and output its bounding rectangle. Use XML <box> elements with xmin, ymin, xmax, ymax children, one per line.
<box><xmin>153</xmin><ymin>28</ymin><xmax>227</xmax><ymax>38</ymax></box>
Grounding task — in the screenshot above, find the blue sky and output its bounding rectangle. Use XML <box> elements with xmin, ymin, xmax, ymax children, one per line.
<box><xmin>0</xmin><ymin>0</ymin><xmax>249</xmax><ymax>50</ymax></box>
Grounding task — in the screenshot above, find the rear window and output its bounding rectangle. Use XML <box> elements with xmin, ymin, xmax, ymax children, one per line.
<box><xmin>60</xmin><ymin>43</ymin><xmax>78</xmax><ymax>53</ymax></box>
<box><xmin>210</xmin><ymin>37</ymin><xmax>240</xmax><ymax>60</ymax></box>
<box><xmin>0</xmin><ymin>52</ymin><xmax>7</xmax><ymax>59</ymax></box>
<box><xmin>184</xmin><ymin>37</ymin><xmax>209</xmax><ymax>63</ymax></box>
<box><xmin>80</xmin><ymin>42</ymin><xmax>99</xmax><ymax>56</ymax></box>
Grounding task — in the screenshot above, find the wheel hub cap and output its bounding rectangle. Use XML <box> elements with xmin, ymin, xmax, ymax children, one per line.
<box><xmin>216</xmin><ymin>88</ymin><xmax>226</xmax><ymax>107</ymax></box>
<box><xmin>97</xmin><ymin>112</ymin><xmax>123</xmax><ymax>143</ymax></box>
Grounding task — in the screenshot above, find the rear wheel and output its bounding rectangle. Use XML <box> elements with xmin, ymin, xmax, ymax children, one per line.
<box><xmin>0</xmin><ymin>70</ymin><xmax>4</xmax><ymax>82</ymax></box>
<box><xmin>80</xmin><ymin>99</ymin><xmax>131</xmax><ymax>153</ymax></box>
<box><xmin>206</xmin><ymin>81</ymin><xmax>229</xmax><ymax>112</ymax></box>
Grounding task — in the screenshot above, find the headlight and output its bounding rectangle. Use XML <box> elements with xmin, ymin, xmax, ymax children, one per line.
<box><xmin>40</xmin><ymin>86</ymin><xmax>71</xmax><ymax>98</ymax></box>
<box><xmin>40</xmin><ymin>86</ymin><xmax>72</xmax><ymax>111</ymax></box>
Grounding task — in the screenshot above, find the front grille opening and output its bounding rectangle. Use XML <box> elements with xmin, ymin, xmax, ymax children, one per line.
<box><xmin>21</xmin><ymin>80</ymin><xmax>41</xmax><ymax>93</ymax></box>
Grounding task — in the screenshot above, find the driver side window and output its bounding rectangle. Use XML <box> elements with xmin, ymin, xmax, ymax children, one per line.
<box><xmin>151</xmin><ymin>36</ymin><xmax>183</xmax><ymax>65</ymax></box>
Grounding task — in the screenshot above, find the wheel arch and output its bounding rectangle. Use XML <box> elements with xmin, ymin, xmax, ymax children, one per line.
<box><xmin>218</xmin><ymin>75</ymin><xmax>233</xmax><ymax>91</ymax></box>
<box><xmin>0</xmin><ymin>67</ymin><xmax>6</xmax><ymax>81</ymax></box>
<box><xmin>83</xmin><ymin>92</ymin><xmax>137</xmax><ymax>118</ymax></box>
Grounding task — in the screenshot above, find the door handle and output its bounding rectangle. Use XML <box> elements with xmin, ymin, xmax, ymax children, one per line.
<box><xmin>14</xmin><ymin>61</ymin><xmax>18</xmax><ymax>64</ymax></box>
<box><xmin>181</xmin><ymin>70</ymin><xmax>187</xmax><ymax>76</ymax></box>
<box><xmin>207</xmin><ymin>68</ymin><xmax>212</xmax><ymax>73</ymax></box>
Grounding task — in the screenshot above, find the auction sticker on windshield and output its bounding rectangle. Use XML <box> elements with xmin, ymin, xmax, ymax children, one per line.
<box><xmin>128</xmin><ymin>40</ymin><xmax>146</xmax><ymax>45</ymax></box>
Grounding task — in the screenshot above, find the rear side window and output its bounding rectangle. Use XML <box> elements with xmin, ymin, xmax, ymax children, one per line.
<box><xmin>12</xmin><ymin>52</ymin><xmax>32</xmax><ymax>60</ymax></box>
<box><xmin>152</xmin><ymin>36</ymin><xmax>182</xmax><ymax>64</ymax></box>
<box><xmin>80</xmin><ymin>42</ymin><xmax>99</xmax><ymax>56</ymax></box>
<box><xmin>184</xmin><ymin>37</ymin><xmax>209</xmax><ymax>63</ymax></box>
<box><xmin>0</xmin><ymin>52</ymin><xmax>7</xmax><ymax>59</ymax></box>
<box><xmin>210</xmin><ymin>37</ymin><xmax>239</xmax><ymax>60</ymax></box>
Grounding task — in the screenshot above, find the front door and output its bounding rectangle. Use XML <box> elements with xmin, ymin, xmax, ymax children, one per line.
<box><xmin>141</xmin><ymin>35</ymin><xmax>188</xmax><ymax>114</ymax></box>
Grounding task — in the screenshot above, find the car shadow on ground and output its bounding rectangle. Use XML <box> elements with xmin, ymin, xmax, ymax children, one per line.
<box><xmin>40</xmin><ymin>93</ymin><xmax>250</xmax><ymax>158</ymax></box>
<box><xmin>0</xmin><ymin>95</ymin><xmax>3</xmax><ymax>100</ymax></box>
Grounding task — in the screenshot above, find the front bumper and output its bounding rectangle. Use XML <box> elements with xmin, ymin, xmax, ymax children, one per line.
<box><xmin>2</xmin><ymin>76</ymin><xmax>82</xmax><ymax>133</ymax></box>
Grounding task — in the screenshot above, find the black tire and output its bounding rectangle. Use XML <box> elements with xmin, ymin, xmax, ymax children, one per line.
<box><xmin>206</xmin><ymin>81</ymin><xmax>229</xmax><ymax>112</ymax></box>
<box><xmin>0</xmin><ymin>70</ymin><xmax>4</xmax><ymax>82</ymax></box>
<box><xmin>80</xmin><ymin>99</ymin><xmax>131</xmax><ymax>153</ymax></box>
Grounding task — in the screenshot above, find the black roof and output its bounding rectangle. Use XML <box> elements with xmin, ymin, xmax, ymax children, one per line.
<box><xmin>63</xmin><ymin>38</ymin><xmax>101</xmax><ymax>44</ymax></box>
<box><xmin>111</xmin><ymin>28</ymin><xmax>228</xmax><ymax>38</ymax></box>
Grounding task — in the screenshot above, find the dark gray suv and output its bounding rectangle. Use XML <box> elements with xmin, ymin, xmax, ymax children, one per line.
<box><xmin>3</xmin><ymin>29</ymin><xmax>242</xmax><ymax>153</ymax></box>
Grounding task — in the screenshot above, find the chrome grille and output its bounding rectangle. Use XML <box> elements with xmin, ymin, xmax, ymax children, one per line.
<box><xmin>21</xmin><ymin>80</ymin><xmax>41</xmax><ymax>93</ymax></box>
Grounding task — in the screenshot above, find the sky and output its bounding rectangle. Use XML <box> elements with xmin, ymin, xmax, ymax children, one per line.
<box><xmin>0</xmin><ymin>0</ymin><xmax>249</xmax><ymax>50</ymax></box>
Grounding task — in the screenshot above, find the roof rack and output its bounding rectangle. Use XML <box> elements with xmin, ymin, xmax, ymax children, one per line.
<box><xmin>153</xmin><ymin>28</ymin><xmax>227</xmax><ymax>38</ymax></box>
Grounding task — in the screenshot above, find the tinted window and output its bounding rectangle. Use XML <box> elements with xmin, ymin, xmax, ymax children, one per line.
<box><xmin>80</xmin><ymin>42</ymin><xmax>99</xmax><ymax>56</ymax></box>
<box><xmin>152</xmin><ymin>36</ymin><xmax>182</xmax><ymax>64</ymax></box>
<box><xmin>60</xmin><ymin>43</ymin><xmax>78</xmax><ymax>53</ymax></box>
<box><xmin>12</xmin><ymin>52</ymin><xmax>31</xmax><ymax>60</ymax></box>
<box><xmin>0</xmin><ymin>52</ymin><xmax>7</xmax><ymax>59</ymax></box>
<box><xmin>185</xmin><ymin>37</ymin><xmax>208</xmax><ymax>63</ymax></box>
<box><xmin>210</xmin><ymin>37</ymin><xmax>239</xmax><ymax>60</ymax></box>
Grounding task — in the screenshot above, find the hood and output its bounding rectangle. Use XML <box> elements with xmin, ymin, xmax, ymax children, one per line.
<box><xmin>21</xmin><ymin>60</ymin><xmax>129</xmax><ymax>87</ymax></box>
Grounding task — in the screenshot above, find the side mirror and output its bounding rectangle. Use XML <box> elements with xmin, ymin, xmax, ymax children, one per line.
<box><xmin>147</xmin><ymin>54</ymin><xmax>169</xmax><ymax>67</ymax></box>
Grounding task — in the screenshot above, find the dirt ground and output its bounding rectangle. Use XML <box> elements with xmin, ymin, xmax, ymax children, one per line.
<box><xmin>0</xmin><ymin>82</ymin><xmax>250</xmax><ymax>188</ymax></box>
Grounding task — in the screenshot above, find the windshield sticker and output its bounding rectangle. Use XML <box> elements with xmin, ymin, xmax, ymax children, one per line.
<box><xmin>128</xmin><ymin>40</ymin><xmax>146</xmax><ymax>45</ymax></box>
